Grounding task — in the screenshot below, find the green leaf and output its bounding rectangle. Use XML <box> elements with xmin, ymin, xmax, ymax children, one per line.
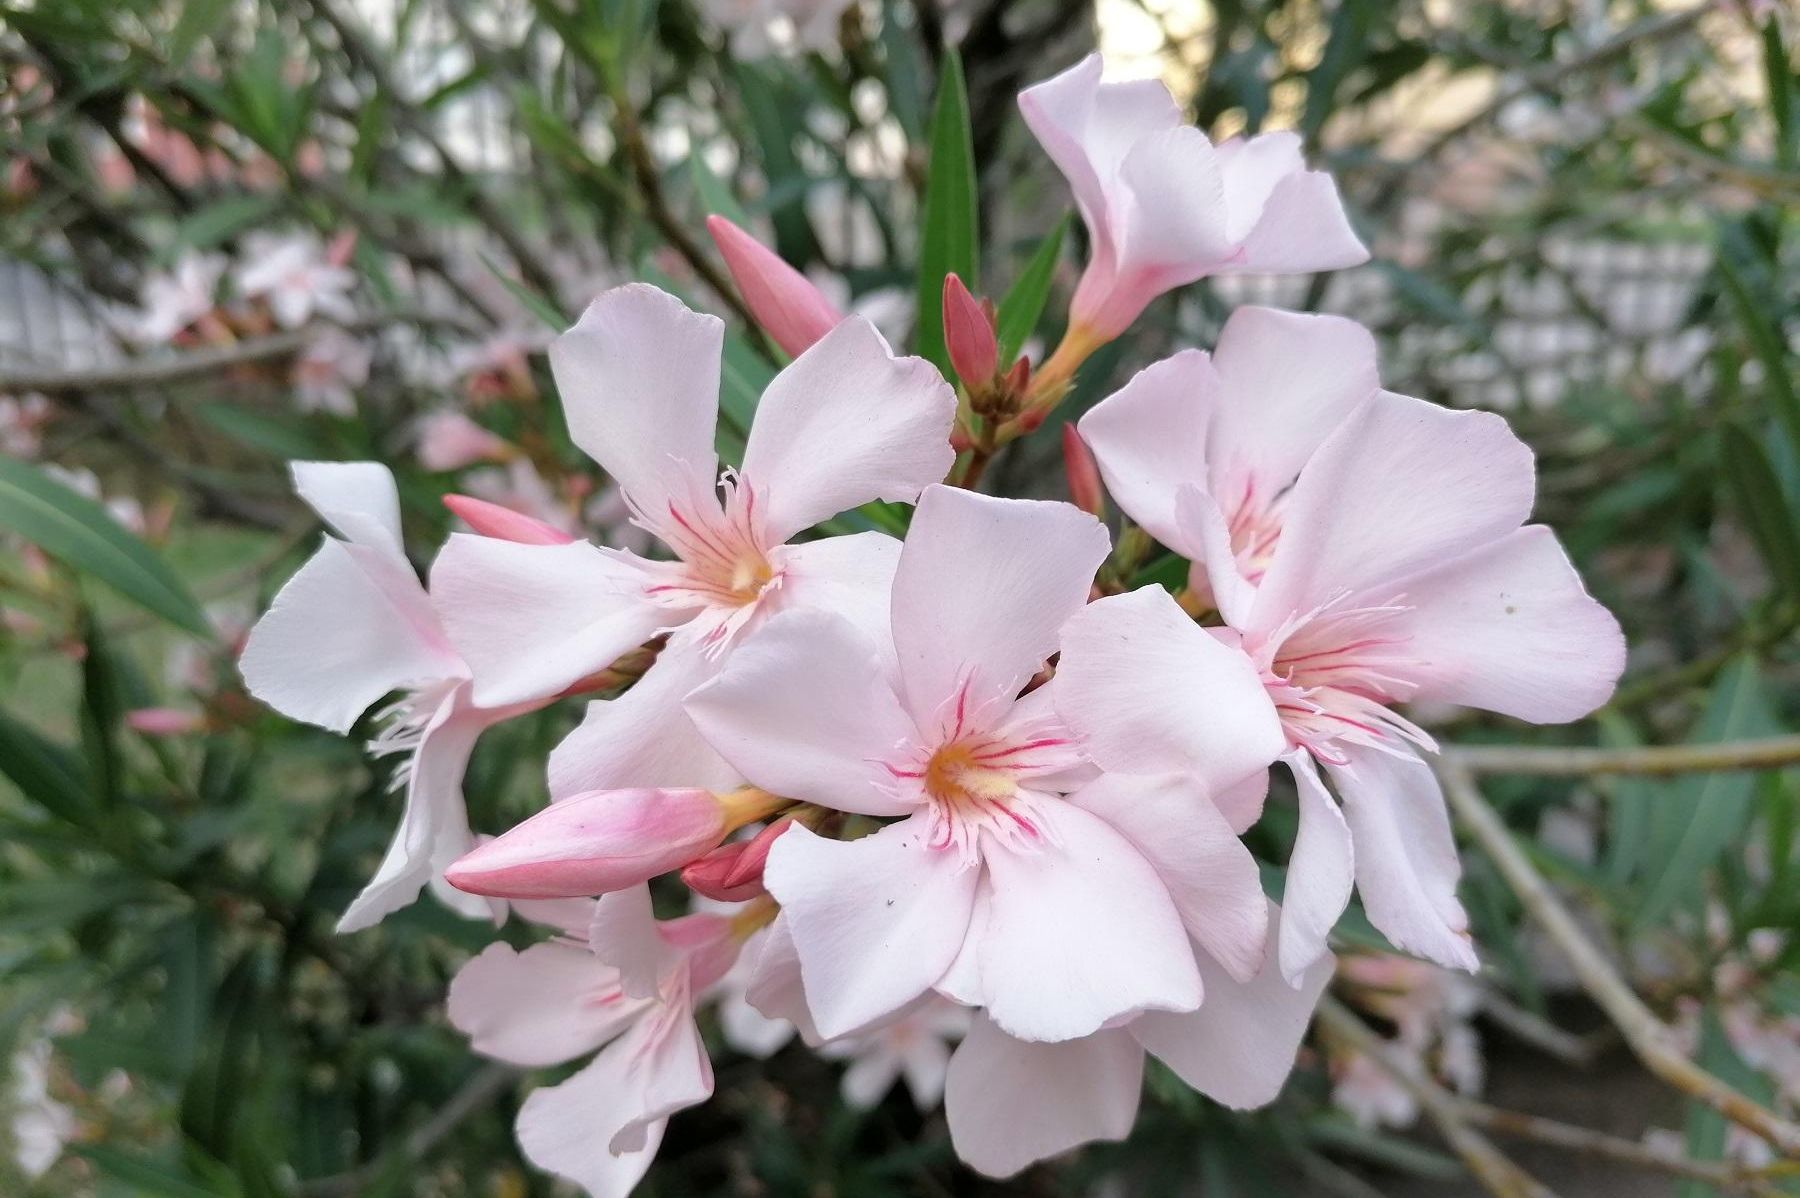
<box><xmin>1719</xmin><ymin>422</ymin><xmax>1800</xmax><ymax>601</ymax></box>
<box><xmin>995</xmin><ymin>213</ymin><xmax>1071</xmax><ymax>365</ymax></box>
<box><xmin>0</xmin><ymin>710</ymin><xmax>90</xmax><ymax>825</ymax></box>
<box><xmin>0</xmin><ymin>457</ymin><xmax>210</xmax><ymax>636</ymax></box>
<box><xmin>70</xmin><ymin>1146</ymin><xmax>224</xmax><ymax>1198</ymax></box>
<box><xmin>197</xmin><ymin>402</ymin><xmax>328</xmax><ymax>460</ymax></box>
<box><xmin>1633</xmin><ymin>657</ymin><xmax>1785</xmax><ymax>931</ymax></box>
<box><xmin>914</xmin><ymin>49</ymin><xmax>978</xmax><ymax>379</ymax></box>
<box><xmin>168</xmin><ymin>0</ymin><xmax>234</xmax><ymax>67</ymax></box>
<box><xmin>479</xmin><ymin>252</ymin><xmax>569</xmax><ymax>331</ymax></box>
<box><xmin>1717</xmin><ymin>220</ymin><xmax>1800</xmax><ymax>462</ymax></box>
<box><xmin>1677</xmin><ymin>1005</ymin><xmax>1771</xmax><ymax>1198</ymax></box>
<box><xmin>686</xmin><ymin>153</ymin><xmax>751</xmax><ymax>228</ymax></box>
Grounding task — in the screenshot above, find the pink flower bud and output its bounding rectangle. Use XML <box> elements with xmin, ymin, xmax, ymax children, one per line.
<box><xmin>126</xmin><ymin>707</ymin><xmax>207</xmax><ymax>736</ymax></box>
<box><xmin>415</xmin><ymin>410</ymin><xmax>510</xmax><ymax>472</ymax></box>
<box><xmin>706</xmin><ymin>215</ymin><xmax>843</xmax><ymax>357</ymax></box>
<box><xmin>1061</xmin><ymin>423</ymin><xmax>1105</xmax><ymax>517</ymax></box>
<box><xmin>446</xmin><ymin>788</ymin><xmax>729</xmax><ymax>899</ymax></box>
<box><xmin>681</xmin><ymin>817</ymin><xmax>794</xmax><ymax>902</ymax></box>
<box><xmin>943</xmin><ymin>274</ymin><xmax>998</xmax><ymax>385</ymax></box>
<box><xmin>442</xmin><ymin>494</ymin><xmax>577</xmax><ymax>545</ymax></box>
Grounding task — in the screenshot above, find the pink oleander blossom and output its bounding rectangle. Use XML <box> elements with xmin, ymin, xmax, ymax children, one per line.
<box><xmin>237</xmin><ymin>462</ymin><xmax>526</xmax><ymax>931</ymax></box>
<box><xmin>449</xmin><ymin>888</ymin><xmax>739</xmax><ymax>1197</ymax></box>
<box><xmin>1019</xmin><ymin>57</ymin><xmax>1367</xmax><ymax>339</ymax></box>
<box><xmin>819</xmin><ymin>996</ymin><xmax>969</xmax><ymax>1111</ymax></box>
<box><xmin>235</xmin><ymin>231</ymin><xmax>357</xmax><ymax>329</ymax></box>
<box><xmin>125</xmin><ymin>250</ymin><xmax>227</xmax><ymax>344</ymax></box>
<box><xmin>429</xmin><ymin>282</ymin><xmax>956</xmax><ymax>798</ymax></box>
<box><xmin>1073</xmin><ymin>311</ymin><xmax>1626</xmax><ymax>980</ymax></box>
<box><xmin>685</xmin><ymin>485</ymin><xmax>1284</xmax><ymax>1043</ymax></box>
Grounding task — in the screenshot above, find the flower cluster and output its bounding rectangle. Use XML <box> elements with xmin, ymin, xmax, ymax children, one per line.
<box><xmin>239</xmin><ymin>54</ymin><xmax>1624</xmax><ymax>1194</ymax></box>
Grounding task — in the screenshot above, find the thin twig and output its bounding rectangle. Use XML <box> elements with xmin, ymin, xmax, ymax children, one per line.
<box><xmin>0</xmin><ymin>312</ymin><xmax>477</xmax><ymax>394</ymax></box>
<box><xmin>1317</xmin><ymin>996</ymin><xmax>1560</xmax><ymax>1198</ymax></box>
<box><xmin>1459</xmin><ymin>1101</ymin><xmax>1795</xmax><ymax>1198</ymax></box>
<box><xmin>1445</xmin><ymin>736</ymin><xmax>1800</xmax><ymax>778</ymax></box>
<box><xmin>296</xmin><ymin>1063</ymin><xmax>519</xmax><ymax>1197</ymax></box>
<box><xmin>1437</xmin><ymin>761</ymin><xmax>1800</xmax><ymax>1160</ymax></box>
<box><xmin>1475</xmin><ymin>988</ymin><xmax>1604</xmax><ymax>1068</ymax></box>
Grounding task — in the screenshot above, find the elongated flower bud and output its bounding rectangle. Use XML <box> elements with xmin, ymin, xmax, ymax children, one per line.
<box><xmin>442</xmin><ymin>494</ymin><xmax>576</xmax><ymax>545</ymax></box>
<box><xmin>706</xmin><ymin>215</ymin><xmax>842</xmax><ymax>357</ymax></box>
<box><xmin>681</xmin><ymin>816</ymin><xmax>794</xmax><ymax>902</ymax></box>
<box><xmin>1061</xmin><ymin>424</ymin><xmax>1105</xmax><ymax>518</ymax></box>
<box><xmin>943</xmin><ymin>273</ymin><xmax>998</xmax><ymax>386</ymax></box>
<box><xmin>444</xmin><ymin>786</ymin><xmax>787</xmax><ymax>899</ymax></box>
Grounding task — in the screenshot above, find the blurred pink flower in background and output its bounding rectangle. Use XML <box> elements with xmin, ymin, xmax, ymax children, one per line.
<box><xmin>236</xmin><ymin>231</ymin><xmax>358</xmax><ymax>328</ymax></box>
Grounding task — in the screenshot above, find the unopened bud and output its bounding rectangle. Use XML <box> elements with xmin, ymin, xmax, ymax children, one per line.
<box><xmin>943</xmin><ymin>273</ymin><xmax>999</xmax><ymax>386</ymax></box>
<box><xmin>707</xmin><ymin>215</ymin><xmax>843</xmax><ymax>356</ymax></box>
<box><xmin>1003</xmin><ymin>355</ymin><xmax>1031</xmax><ymax>396</ymax></box>
<box><xmin>1061</xmin><ymin>424</ymin><xmax>1105</xmax><ymax>518</ymax></box>
<box><xmin>126</xmin><ymin>707</ymin><xmax>207</xmax><ymax>736</ymax></box>
<box><xmin>443</xmin><ymin>494</ymin><xmax>576</xmax><ymax>545</ymax></box>
<box><xmin>682</xmin><ymin>817</ymin><xmax>794</xmax><ymax>902</ymax></box>
<box><xmin>444</xmin><ymin>786</ymin><xmax>787</xmax><ymax>899</ymax></box>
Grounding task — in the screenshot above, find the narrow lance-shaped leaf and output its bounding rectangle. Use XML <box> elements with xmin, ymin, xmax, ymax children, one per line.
<box><xmin>995</xmin><ymin>212</ymin><xmax>1071</xmax><ymax>366</ymax></box>
<box><xmin>914</xmin><ymin>48</ymin><xmax>978</xmax><ymax>379</ymax></box>
<box><xmin>1719</xmin><ymin>422</ymin><xmax>1800</xmax><ymax>602</ymax></box>
<box><xmin>0</xmin><ymin>457</ymin><xmax>210</xmax><ymax>636</ymax></box>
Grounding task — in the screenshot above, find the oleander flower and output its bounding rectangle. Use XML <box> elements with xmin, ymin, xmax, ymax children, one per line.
<box><xmin>1019</xmin><ymin>56</ymin><xmax>1367</xmax><ymax>340</ymax></box>
<box><xmin>236</xmin><ymin>231</ymin><xmax>357</xmax><ymax>329</ymax></box>
<box><xmin>124</xmin><ymin>249</ymin><xmax>227</xmax><ymax>343</ymax></box>
<box><xmin>686</xmin><ymin>485</ymin><xmax>1284</xmax><ymax>1043</ymax></box>
<box><xmin>1073</xmin><ymin>315</ymin><xmax>1626</xmax><ymax>979</ymax></box>
<box><xmin>819</xmin><ymin>996</ymin><xmax>970</xmax><ymax>1111</ymax></box>
<box><xmin>238</xmin><ymin>461</ymin><xmax>529</xmax><ymax>930</ymax></box>
<box><xmin>448</xmin><ymin>888</ymin><xmax>745</xmax><ymax>1197</ymax></box>
<box><xmin>429</xmin><ymin>282</ymin><xmax>955</xmax><ymax>797</ymax></box>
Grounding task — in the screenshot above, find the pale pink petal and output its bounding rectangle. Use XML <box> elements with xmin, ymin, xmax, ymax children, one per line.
<box><xmin>1214</xmin><ymin>769</ymin><xmax>1270</xmax><ymax>835</ymax></box>
<box><xmin>1055</xmin><ymin>586</ymin><xmax>1285</xmax><ymax>790</ymax></box>
<box><xmin>1173</xmin><ymin>483</ymin><xmax>1258</xmax><ymax>625</ymax></box>
<box><xmin>743</xmin><ymin>914</ymin><xmax>825</xmax><ymax>1045</ymax></box>
<box><xmin>968</xmin><ymin>799</ymin><xmax>1201</xmax><ymax>1042</ymax></box>
<box><xmin>337</xmin><ymin>702</ymin><xmax>484</xmax><ymax>932</ymax></box>
<box><xmin>770</xmin><ymin>531</ymin><xmax>903</xmax><ymax>672</ymax></box>
<box><xmin>1076</xmin><ymin>350</ymin><xmax>1215</xmax><ymax>556</ymax></box>
<box><xmin>901</xmin><ymin>1035</ymin><xmax>953</xmax><ymax>1109</ymax></box>
<box><xmin>1252</xmin><ymin>392</ymin><xmax>1535</xmax><ymax>629</ymax></box>
<box><xmin>740</xmin><ymin>317</ymin><xmax>955</xmax><ymax>543</ymax></box>
<box><xmin>238</xmin><ymin>539</ymin><xmax>457</xmax><ymax>734</ymax></box>
<box><xmin>945</xmin><ymin>1016</ymin><xmax>1142</xmax><ymax>1179</ymax></box>
<box><xmin>547</xmin><ymin>630</ymin><xmax>740</xmax><ymax>797</ymax></box>
<box><xmin>1226</xmin><ymin>169</ymin><xmax>1369</xmax><ymax>275</ymax></box>
<box><xmin>448</xmin><ymin>941</ymin><xmax>642</xmax><ymax>1067</ymax></box>
<box><xmin>1070</xmin><ymin>772</ymin><xmax>1269</xmax><ymax>984</ymax></box>
<box><xmin>840</xmin><ymin>1051</ymin><xmax>903</xmax><ymax>1110</ymax></box>
<box><xmin>1130</xmin><ymin>907</ymin><xmax>1334</xmax><ymax>1108</ymax></box>
<box><xmin>890</xmin><ymin>486</ymin><xmax>1110</xmax><ymax>725</ymax></box>
<box><xmin>1205</xmin><ymin>306</ymin><xmax>1378</xmax><ymax>501</ymax></box>
<box><xmin>1279</xmin><ymin>751</ymin><xmax>1356</xmax><ymax>985</ymax></box>
<box><xmin>548</xmin><ymin>284</ymin><xmax>721</xmax><ymax>520</ymax></box>
<box><xmin>430</xmin><ymin>535</ymin><xmax>669</xmax><ymax>708</ymax></box>
<box><xmin>1016</xmin><ymin>55</ymin><xmax>1180</xmax><ymax>246</ymax></box>
<box><xmin>1388</xmin><ymin>525</ymin><xmax>1625</xmax><ymax>723</ymax></box>
<box><xmin>1329</xmin><ymin>746</ymin><xmax>1479</xmax><ymax>972</ymax></box>
<box><xmin>1213</xmin><ymin>131</ymin><xmax>1305</xmax><ymax>244</ymax></box>
<box><xmin>290</xmin><ymin>460</ymin><xmax>405</xmax><ymax>556</ymax></box>
<box><xmin>1115</xmin><ymin>125</ymin><xmax>1232</xmax><ymax>277</ymax></box>
<box><xmin>763</xmin><ymin>816</ymin><xmax>979</xmax><ymax>1040</ymax></box>
<box><xmin>588</xmin><ymin>884</ymin><xmax>672</xmax><ymax>999</ymax></box>
<box><xmin>685</xmin><ymin>610</ymin><xmax>916</xmax><ymax>817</ymax></box>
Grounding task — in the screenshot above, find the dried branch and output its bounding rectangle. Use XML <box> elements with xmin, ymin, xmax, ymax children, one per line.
<box><xmin>1437</xmin><ymin>760</ymin><xmax>1800</xmax><ymax>1160</ymax></box>
<box><xmin>1460</xmin><ymin>1102</ymin><xmax>1795</xmax><ymax>1198</ymax></box>
<box><xmin>1445</xmin><ymin>735</ymin><xmax>1800</xmax><ymax>778</ymax></box>
<box><xmin>1316</xmin><ymin>996</ymin><xmax>1560</xmax><ymax>1198</ymax></box>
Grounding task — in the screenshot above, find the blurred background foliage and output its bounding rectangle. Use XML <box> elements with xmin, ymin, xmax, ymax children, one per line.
<box><xmin>0</xmin><ymin>0</ymin><xmax>1795</xmax><ymax>1194</ymax></box>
